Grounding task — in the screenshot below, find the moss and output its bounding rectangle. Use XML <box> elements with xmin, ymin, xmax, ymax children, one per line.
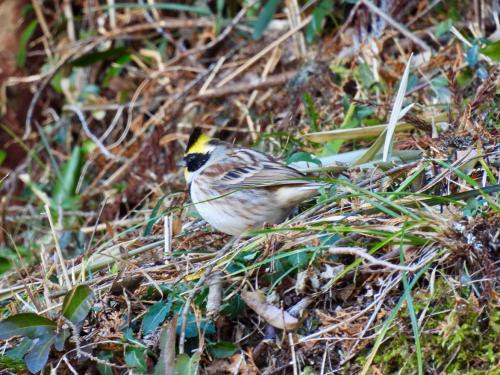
<box><xmin>357</xmin><ymin>278</ymin><xmax>499</xmax><ymax>374</ymax></box>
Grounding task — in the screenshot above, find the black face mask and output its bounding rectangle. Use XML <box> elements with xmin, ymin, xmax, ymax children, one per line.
<box><xmin>184</xmin><ymin>153</ymin><xmax>210</xmax><ymax>172</ymax></box>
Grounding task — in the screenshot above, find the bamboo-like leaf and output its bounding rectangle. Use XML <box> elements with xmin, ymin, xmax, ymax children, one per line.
<box><xmin>252</xmin><ymin>0</ymin><xmax>281</xmax><ymax>40</ymax></box>
<box><xmin>304</xmin><ymin>122</ymin><xmax>414</xmax><ymax>142</ymax></box>
<box><xmin>383</xmin><ymin>54</ymin><xmax>413</xmax><ymax>162</ymax></box>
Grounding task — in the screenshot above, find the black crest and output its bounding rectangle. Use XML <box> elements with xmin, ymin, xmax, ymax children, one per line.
<box><xmin>186</xmin><ymin>127</ymin><xmax>202</xmax><ymax>153</ymax></box>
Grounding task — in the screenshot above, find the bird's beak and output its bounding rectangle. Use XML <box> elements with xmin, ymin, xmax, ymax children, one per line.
<box><xmin>176</xmin><ymin>158</ymin><xmax>186</xmax><ymax>167</ymax></box>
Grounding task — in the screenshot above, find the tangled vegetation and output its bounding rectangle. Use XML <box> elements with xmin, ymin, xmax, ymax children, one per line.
<box><xmin>0</xmin><ymin>0</ymin><xmax>498</xmax><ymax>374</ymax></box>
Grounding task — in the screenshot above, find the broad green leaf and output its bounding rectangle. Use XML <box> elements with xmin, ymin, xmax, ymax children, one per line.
<box><xmin>54</xmin><ymin>329</ymin><xmax>70</xmax><ymax>351</ymax></box>
<box><xmin>52</xmin><ymin>146</ymin><xmax>82</xmax><ymax>209</ymax></box>
<box><xmin>252</xmin><ymin>0</ymin><xmax>281</xmax><ymax>40</ymax></box>
<box><xmin>124</xmin><ymin>347</ymin><xmax>147</xmax><ymax>374</ymax></box>
<box><xmin>176</xmin><ymin>311</ymin><xmax>215</xmax><ymax>339</ymax></box>
<box><xmin>174</xmin><ymin>353</ymin><xmax>200</xmax><ymax>375</ymax></box>
<box><xmin>61</xmin><ymin>285</ymin><xmax>94</xmax><ymax>325</ymax></box>
<box><xmin>207</xmin><ymin>341</ymin><xmax>239</xmax><ymax>359</ymax></box>
<box><xmin>24</xmin><ymin>335</ymin><xmax>55</xmax><ymax>373</ymax></box>
<box><xmin>143</xmin><ymin>301</ymin><xmax>172</xmax><ymax>334</ymax></box>
<box><xmin>5</xmin><ymin>337</ymin><xmax>32</xmax><ymax>360</ymax></box>
<box><xmin>71</xmin><ymin>47</ymin><xmax>129</xmax><ymax>67</ymax></box>
<box><xmin>17</xmin><ymin>20</ymin><xmax>38</xmax><ymax>67</ymax></box>
<box><xmin>0</xmin><ymin>313</ymin><xmax>56</xmax><ymax>339</ymax></box>
<box><xmin>481</xmin><ymin>41</ymin><xmax>500</xmax><ymax>61</ymax></box>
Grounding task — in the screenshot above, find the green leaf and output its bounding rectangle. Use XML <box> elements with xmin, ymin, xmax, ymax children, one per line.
<box><xmin>0</xmin><ymin>313</ymin><xmax>56</xmax><ymax>339</ymax></box>
<box><xmin>252</xmin><ymin>0</ymin><xmax>281</xmax><ymax>40</ymax></box>
<box><xmin>174</xmin><ymin>353</ymin><xmax>200</xmax><ymax>375</ymax></box>
<box><xmin>143</xmin><ymin>300</ymin><xmax>172</xmax><ymax>334</ymax></box>
<box><xmin>5</xmin><ymin>337</ymin><xmax>32</xmax><ymax>360</ymax></box>
<box><xmin>52</xmin><ymin>146</ymin><xmax>82</xmax><ymax>209</ymax></box>
<box><xmin>144</xmin><ymin>194</ymin><xmax>168</xmax><ymax>236</ymax></box>
<box><xmin>96</xmin><ymin>351</ymin><xmax>114</xmax><ymax>375</ymax></box>
<box><xmin>176</xmin><ymin>311</ymin><xmax>215</xmax><ymax>339</ymax></box>
<box><xmin>24</xmin><ymin>335</ymin><xmax>55</xmax><ymax>373</ymax></box>
<box><xmin>61</xmin><ymin>285</ymin><xmax>94</xmax><ymax>325</ymax></box>
<box><xmin>207</xmin><ymin>341</ymin><xmax>239</xmax><ymax>359</ymax></box>
<box><xmin>0</xmin><ymin>256</ymin><xmax>11</xmax><ymax>274</ymax></box>
<box><xmin>71</xmin><ymin>47</ymin><xmax>129</xmax><ymax>67</ymax></box>
<box><xmin>103</xmin><ymin>54</ymin><xmax>132</xmax><ymax>87</ymax></box>
<box><xmin>480</xmin><ymin>41</ymin><xmax>500</xmax><ymax>61</ymax></box>
<box><xmin>306</xmin><ymin>0</ymin><xmax>333</xmax><ymax>43</ymax></box>
<box><xmin>220</xmin><ymin>294</ymin><xmax>244</xmax><ymax>318</ymax></box>
<box><xmin>463</xmin><ymin>197</ymin><xmax>480</xmax><ymax>217</ymax></box>
<box><xmin>355</xmin><ymin>63</ymin><xmax>376</xmax><ymax>89</ymax></box>
<box><xmin>0</xmin><ymin>354</ymin><xmax>26</xmax><ymax>372</ymax></box>
<box><xmin>399</xmin><ymin>226</ymin><xmax>423</xmax><ymax>375</ymax></box>
<box><xmin>54</xmin><ymin>329</ymin><xmax>70</xmax><ymax>351</ymax></box>
<box><xmin>100</xmin><ymin>2</ymin><xmax>211</xmax><ymax>15</ymax></box>
<box><xmin>0</xmin><ymin>149</ymin><xmax>6</xmax><ymax>165</ymax></box>
<box><xmin>124</xmin><ymin>347</ymin><xmax>147</xmax><ymax>374</ymax></box>
<box><xmin>287</xmin><ymin>152</ymin><xmax>321</xmax><ymax>166</ymax></box>
<box><xmin>435</xmin><ymin>19</ymin><xmax>452</xmax><ymax>38</ymax></box>
<box><xmin>302</xmin><ymin>92</ymin><xmax>319</xmax><ymax>131</ymax></box>
<box><xmin>17</xmin><ymin>20</ymin><xmax>38</xmax><ymax>67</ymax></box>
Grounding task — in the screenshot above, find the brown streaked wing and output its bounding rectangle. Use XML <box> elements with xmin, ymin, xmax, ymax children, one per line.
<box><xmin>205</xmin><ymin>147</ymin><xmax>306</xmax><ymax>188</ymax></box>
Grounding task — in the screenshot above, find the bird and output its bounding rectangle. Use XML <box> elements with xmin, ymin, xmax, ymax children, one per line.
<box><xmin>180</xmin><ymin>127</ymin><xmax>321</xmax><ymax>236</ymax></box>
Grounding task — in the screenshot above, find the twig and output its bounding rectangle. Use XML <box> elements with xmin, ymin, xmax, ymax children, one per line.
<box><xmin>216</xmin><ymin>15</ymin><xmax>312</xmax><ymax>88</ymax></box>
<box><xmin>289</xmin><ymin>333</ymin><xmax>298</xmax><ymax>375</ymax></box>
<box><xmin>360</xmin><ymin>0</ymin><xmax>431</xmax><ymax>51</ymax></box>
<box><xmin>64</xmin><ymin>105</ymin><xmax>117</xmax><ymax>160</ymax></box>
<box><xmin>195</xmin><ymin>71</ymin><xmax>296</xmax><ymax>100</ymax></box>
<box><xmin>328</xmin><ymin>246</ymin><xmax>421</xmax><ymax>272</ymax></box>
<box><xmin>165</xmin><ymin>1</ymin><xmax>256</xmax><ymax>67</ymax></box>
<box><xmin>44</xmin><ymin>205</ymin><xmax>72</xmax><ymax>289</ymax></box>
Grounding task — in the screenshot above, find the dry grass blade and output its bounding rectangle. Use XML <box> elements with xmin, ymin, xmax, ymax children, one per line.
<box><xmin>383</xmin><ymin>54</ymin><xmax>413</xmax><ymax>162</ymax></box>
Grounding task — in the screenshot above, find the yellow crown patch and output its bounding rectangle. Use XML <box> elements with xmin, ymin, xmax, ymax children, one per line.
<box><xmin>185</xmin><ymin>127</ymin><xmax>210</xmax><ymax>155</ymax></box>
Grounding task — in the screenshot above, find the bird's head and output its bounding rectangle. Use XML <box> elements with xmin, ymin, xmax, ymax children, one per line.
<box><xmin>181</xmin><ymin>127</ymin><xmax>214</xmax><ymax>181</ymax></box>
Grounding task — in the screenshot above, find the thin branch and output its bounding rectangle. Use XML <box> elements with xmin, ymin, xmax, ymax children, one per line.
<box><xmin>360</xmin><ymin>0</ymin><xmax>431</xmax><ymax>51</ymax></box>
